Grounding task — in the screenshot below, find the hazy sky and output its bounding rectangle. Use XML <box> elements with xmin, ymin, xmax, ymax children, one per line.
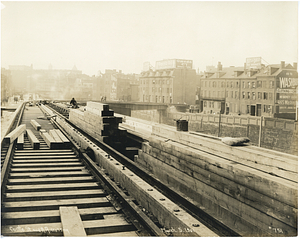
<box><xmin>1</xmin><ymin>1</ymin><xmax>298</xmax><ymax>76</ymax></box>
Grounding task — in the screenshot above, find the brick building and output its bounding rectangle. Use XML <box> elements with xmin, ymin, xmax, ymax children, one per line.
<box><xmin>93</xmin><ymin>69</ymin><xmax>140</xmax><ymax>102</ymax></box>
<box><xmin>199</xmin><ymin>59</ymin><xmax>298</xmax><ymax>119</ymax></box>
<box><xmin>139</xmin><ymin>59</ymin><xmax>199</xmax><ymax>105</ymax></box>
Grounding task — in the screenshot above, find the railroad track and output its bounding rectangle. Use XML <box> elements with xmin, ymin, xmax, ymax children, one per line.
<box><xmin>45</xmin><ymin>102</ymin><xmax>238</xmax><ymax>237</ymax></box>
<box><xmin>1</xmin><ymin>104</ymin><xmax>161</xmax><ymax>237</ymax></box>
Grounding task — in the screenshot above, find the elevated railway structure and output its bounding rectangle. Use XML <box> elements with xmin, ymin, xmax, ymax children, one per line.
<box><xmin>44</xmin><ymin>101</ymin><xmax>297</xmax><ymax>237</ymax></box>
<box><xmin>1</xmin><ymin>102</ymin><xmax>225</xmax><ymax>237</ymax></box>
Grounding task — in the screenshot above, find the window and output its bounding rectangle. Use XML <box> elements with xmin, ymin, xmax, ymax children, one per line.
<box><xmin>257</xmin><ymin>81</ymin><xmax>262</xmax><ymax>88</ymax></box>
<box><xmin>248</xmin><ymin>82</ymin><xmax>251</xmax><ymax>88</ymax></box>
<box><xmin>242</xmin><ymin>92</ymin><xmax>245</xmax><ymax>99</ymax></box>
<box><xmin>209</xmin><ymin>81</ymin><xmax>211</xmax><ymax>87</ymax></box>
<box><xmin>231</xmin><ymin>91</ymin><xmax>233</xmax><ymax>98</ymax></box>
<box><xmin>252</xmin><ymin>92</ymin><xmax>256</xmax><ymax>100</ymax></box>
<box><xmin>247</xmin><ymin>105</ymin><xmax>250</xmax><ymax>114</ymax></box>
<box><xmin>236</xmin><ymin>81</ymin><xmax>239</xmax><ymax>88</ymax></box>
<box><xmin>243</xmin><ymin>81</ymin><xmax>245</xmax><ymax>88</ymax></box>
<box><xmin>213</xmin><ymin>81</ymin><xmax>216</xmax><ymax>87</ymax></box>
<box><xmin>235</xmin><ymin>91</ymin><xmax>238</xmax><ymax>99</ymax></box>
<box><xmin>212</xmin><ymin>102</ymin><xmax>214</xmax><ymax>108</ymax></box>
<box><xmin>252</xmin><ymin>82</ymin><xmax>256</xmax><ymax>88</ymax></box>
<box><xmin>208</xmin><ymin>102</ymin><xmax>211</xmax><ymax>107</ymax></box>
<box><xmin>269</xmin><ymin>81</ymin><xmax>274</xmax><ymax>88</ymax></box>
<box><xmin>269</xmin><ymin>93</ymin><xmax>273</xmax><ymax>100</ymax></box>
<box><xmin>258</xmin><ymin>92</ymin><xmax>261</xmax><ymax>99</ymax></box>
<box><xmin>231</xmin><ymin>82</ymin><xmax>233</xmax><ymax>88</ymax></box>
<box><xmin>205</xmin><ymin>81</ymin><xmax>207</xmax><ymax>87</ymax></box>
<box><xmin>227</xmin><ymin>82</ymin><xmax>229</xmax><ymax>87</ymax></box>
<box><xmin>226</xmin><ymin>91</ymin><xmax>229</xmax><ymax>97</ymax></box>
<box><xmin>247</xmin><ymin>92</ymin><xmax>251</xmax><ymax>99</ymax></box>
<box><xmin>263</xmin><ymin>92</ymin><xmax>268</xmax><ymax>100</ymax></box>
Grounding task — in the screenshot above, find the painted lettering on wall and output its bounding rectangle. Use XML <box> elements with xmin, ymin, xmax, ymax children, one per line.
<box><xmin>279</xmin><ymin>77</ymin><xmax>298</xmax><ymax>89</ymax></box>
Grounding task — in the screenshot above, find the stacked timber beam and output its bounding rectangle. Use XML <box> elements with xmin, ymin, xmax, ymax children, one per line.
<box><xmin>135</xmin><ymin>124</ymin><xmax>298</xmax><ymax>237</ymax></box>
<box><xmin>69</xmin><ymin>102</ymin><xmax>126</xmax><ymax>152</ymax></box>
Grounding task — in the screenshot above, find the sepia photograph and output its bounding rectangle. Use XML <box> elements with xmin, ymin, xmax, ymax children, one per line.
<box><xmin>1</xmin><ymin>1</ymin><xmax>298</xmax><ymax>237</ymax></box>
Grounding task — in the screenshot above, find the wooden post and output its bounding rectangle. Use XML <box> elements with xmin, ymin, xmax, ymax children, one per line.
<box><xmin>218</xmin><ymin>111</ymin><xmax>222</xmax><ymax>137</ymax></box>
<box><xmin>258</xmin><ymin>116</ymin><xmax>263</xmax><ymax>147</ymax></box>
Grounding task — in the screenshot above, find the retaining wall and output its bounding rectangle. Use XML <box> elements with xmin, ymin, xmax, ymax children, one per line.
<box><xmin>135</xmin><ymin>124</ymin><xmax>298</xmax><ymax>237</ymax></box>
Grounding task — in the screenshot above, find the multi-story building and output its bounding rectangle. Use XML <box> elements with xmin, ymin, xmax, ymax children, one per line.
<box><xmin>199</xmin><ymin>59</ymin><xmax>298</xmax><ymax>119</ymax></box>
<box><xmin>139</xmin><ymin>59</ymin><xmax>199</xmax><ymax>105</ymax></box>
<box><xmin>93</xmin><ymin>69</ymin><xmax>140</xmax><ymax>102</ymax></box>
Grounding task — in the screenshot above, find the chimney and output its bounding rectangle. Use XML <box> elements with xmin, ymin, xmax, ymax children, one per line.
<box><xmin>281</xmin><ymin>61</ymin><xmax>285</xmax><ymax>69</ymax></box>
<box><xmin>293</xmin><ymin>62</ymin><xmax>298</xmax><ymax>70</ymax></box>
<box><xmin>217</xmin><ymin>62</ymin><xmax>222</xmax><ymax>71</ymax></box>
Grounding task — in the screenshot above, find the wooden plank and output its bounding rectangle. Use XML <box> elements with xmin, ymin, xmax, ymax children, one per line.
<box><xmin>88</xmin><ymin>231</ymin><xmax>138</xmax><ymax>237</ymax></box>
<box><xmin>3</xmin><ymin>197</ymin><xmax>109</xmax><ymax>208</ymax></box>
<box><xmin>10</xmin><ymin>166</ymin><xmax>85</xmax><ymax>171</ymax></box>
<box><xmin>14</xmin><ymin>149</ymin><xmax>74</xmax><ymax>154</ymax></box>
<box><xmin>10</xmin><ymin>171</ymin><xmax>90</xmax><ymax>177</ymax></box>
<box><xmin>12</xmin><ymin>162</ymin><xmax>83</xmax><ymax>167</ymax></box>
<box><xmin>6</xmin><ymin>182</ymin><xmax>99</xmax><ymax>190</ymax></box>
<box><xmin>49</xmin><ymin>130</ymin><xmax>63</xmax><ymax>142</ymax></box>
<box><xmin>40</xmin><ymin>131</ymin><xmax>56</xmax><ymax>149</ymax></box>
<box><xmin>83</xmin><ymin>214</ymin><xmax>129</xmax><ymax>228</ymax></box>
<box><xmin>26</xmin><ymin>129</ymin><xmax>40</xmax><ymax>150</ymax></box>
<box><xmin>30</xmin><ymin>119</ymin><xmax>41</xmax><ymax>131</ymax></box>
<box><xmin>6</xmin><ymin>189</ymin><xmax>105</xmax><ymax>198</ymax></box>
<box><xmin>4</xmin><ymin>124</ymin><xmax>26</xmax><ymax>144</ymax></box>
<box><xmin>16</xmin><ymin>133</ymin><xmax>24</xmax><ymax>150</ymax></box>
<box><xmin>55</xmin><ymin>129</ymin><xmax>71</xmax><ymax>147</ymax></box>
<box><xmin>13</xmin><ymin>159</ymin><xmax>80</xmax><ymax>163</ymax></box>
<box><xmin>8</xmin><ymin>176</ymin><xmax>94</xmax><ymax>183</ymax></box>
<box><xmin>59</xmin><ymin>207</ymin><xmax>87</xmax><ymax>236</ymax></box>
<box><xmin>2</xmin><ymin>207</ymin><xmax>117</xmax><ymax>219</ymax></box>
<box><xmin>14</xmin><ymin>155</ymin><xmax>77</xmax><ymax>159</ymax></box>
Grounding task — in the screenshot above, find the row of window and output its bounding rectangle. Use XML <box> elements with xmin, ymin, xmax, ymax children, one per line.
<box><xmin>202</xmin><ymin>90</ymin><xmax>273</xmax><ymax>100</ymax></box>
<box><xmin>203</xmin><ymin>101</ymin><xmax>221</xmax><ymax>108</ymax></box>
<box><xmin>201</xmin><ymin>80</ymin><xmax>275</xmax><ymax>89</ymax></box>
<box><xmin>141</xmin><ymin>78</ymin><xmax>172</xmax><ymax>85</ymax></box>
<box><xmin>143</xmin><ymin>95</ymin><xmax>172</xmax><ymax>103</ymax></box>
<box><xmin>241</xmin><ymin>92</ymin><xmax>273</xmax><ymax>100</ymax></box>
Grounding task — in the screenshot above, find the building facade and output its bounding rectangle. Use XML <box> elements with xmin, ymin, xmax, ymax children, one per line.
<box><xmin>199</xmin><ymin>60</ymin><xmax>298</xmax><ymax>119</ymax></box>
<box><xmin>139</xmin><ymin>59</ymin><xmax>199</xmax><ymax>105</ymax></box>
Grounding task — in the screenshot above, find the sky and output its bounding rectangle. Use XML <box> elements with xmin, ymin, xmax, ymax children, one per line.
<box><xmin>1</xmin><ymin>1</ymin><xmax>298</xmax><ymax>76</ymax></box>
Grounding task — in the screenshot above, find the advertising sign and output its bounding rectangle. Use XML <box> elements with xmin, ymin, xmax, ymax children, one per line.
<box><xmin>246</xmin><ymin>57</ymin><xmax>262</xmax><ymax>69</ymax></box>
<box><xmin>175</xmin><ymin>59</ymin><xmax>193</xmax><ymax>69</ymax></box>
<box><xmin>278</xmin><ymin>105</ymin><xmax>296</xmax><ymax>113</ymax></box>
<box><xmin>155</xmin><ymin>59</ymin><xmax>193</xmax><ymax>70</ymax></box>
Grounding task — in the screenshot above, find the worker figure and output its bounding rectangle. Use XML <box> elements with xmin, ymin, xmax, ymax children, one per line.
<box><xmin>70</xmin><ymin>98</ymin><xmax>78</xmax><ymax>108</ymax></box>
